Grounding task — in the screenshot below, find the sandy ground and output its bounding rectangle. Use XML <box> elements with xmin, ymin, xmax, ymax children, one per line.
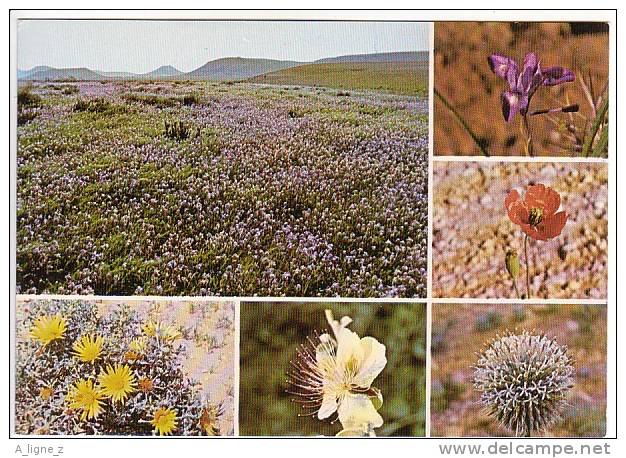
<box><xmin>432</xmin><ymin>161</ymin><xmax>608</xmax><ymax>299</ymax></box>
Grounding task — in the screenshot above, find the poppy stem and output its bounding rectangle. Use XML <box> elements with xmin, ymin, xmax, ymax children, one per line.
<box><xmin>524</xmin><ymin>234</ymin><xmax>531</xmax><ymax>299</ymax></box>
<box><xmin>512</xmin><ymin>278</ymin><xmax>521</xmax><ymax>299</ymax></box>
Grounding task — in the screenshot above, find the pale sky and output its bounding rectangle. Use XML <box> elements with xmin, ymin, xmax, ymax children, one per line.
<box><xmin>17</xmin><ymin>20</ymin><xmax>429</xmax><ymax>73</ymax></box>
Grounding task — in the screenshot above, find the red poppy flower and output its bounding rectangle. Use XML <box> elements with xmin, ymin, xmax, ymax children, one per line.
<box><xmin>504</xmin><ymin>184</ymin><xmax>567</xmax><ymax>241</ymax></box>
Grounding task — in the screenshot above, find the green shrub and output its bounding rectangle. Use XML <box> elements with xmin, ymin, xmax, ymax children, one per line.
<box><xmin>18</xmin><ymin>85</ymin><xmax>42</xmax><ymax>109</ymax></box>
<box><xmin>164</xmin><ymin>119</ymin><xmax>198</xmax><ymax>141</ymax></box>
<box><xmin>73</xmin><ymin>98</ymin><xmax>116</xmax><ymax>113</ymax></box>
<box><xmin>18</xmin><ymin>110</ymin><xmax>38</xmax><ymax>126</ymax></box>
<box><xmin>182</xmin><ymin>93</ymin><xmax>199</xmax><ymax>106</ymax></box>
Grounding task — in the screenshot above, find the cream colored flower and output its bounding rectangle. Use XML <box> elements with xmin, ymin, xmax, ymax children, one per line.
<box><xmin>287</xmin><ymin>309</ymin><xmax>386</xmax><ymax>433</ymax></box>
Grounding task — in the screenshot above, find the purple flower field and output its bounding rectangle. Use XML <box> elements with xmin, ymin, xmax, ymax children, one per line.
<box><xmin>17</xmin><ymin>81</ymin><xmax>428</xmax><ymax>297</ymax></box>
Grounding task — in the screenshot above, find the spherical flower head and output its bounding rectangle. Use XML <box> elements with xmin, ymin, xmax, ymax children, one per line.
<box><xmin>67</xmin><ymin>378</ymin><xmax>105</xmax><ymax>421</ymax></box>
<box><xmin>287</xmin><ymin>309</ymin><xmax>387</xmax><ymax>434</ymax></box>
<box><xmin>72</xmin><ymin>334</ymin><xmax>104</xmax><ymax>363</ymax></box>
<box><xmin>151</xmin><ymin>407</ymin><xmax>178</xmax><ymax>436</ymax></box>
<box><xmin>98</xmin><ymin>363</ymin><xmax>137</xmax><ymax>403</ymax></box>
<box><xmin>505</xmin><ymin>184</ymin><xmax>567</xmax><ymax>241</ymax></box>
<box><xmin>473</xmin><ymin>330</ymin><xmax>574</xmax><ymax>436</ymax></box>
<box><xmin>30</xmin><ymin>314</ymin><xmax>67</xmax><ymax>346</ymax></box>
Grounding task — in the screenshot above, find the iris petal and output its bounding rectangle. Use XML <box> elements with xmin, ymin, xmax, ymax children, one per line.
<box><xmin>501</xmin><ymin>91</ymin><xmax>520</xmax><ymax>122</ymax></box>
<box><xmin>542</xmin><ymin>66</ymin><xmax>575</xmax><ymax>86</ymax></box>
<box><xmin>488</xmin><ymin>54</ymin><xmax>518</xmax><ymax>88</ymax></box>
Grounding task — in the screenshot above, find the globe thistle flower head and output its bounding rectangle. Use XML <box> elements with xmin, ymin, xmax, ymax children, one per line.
<box><xmin>473</xmin><ymin>330</ymin><xmax>574</xmax><ymax>436</ymax></box>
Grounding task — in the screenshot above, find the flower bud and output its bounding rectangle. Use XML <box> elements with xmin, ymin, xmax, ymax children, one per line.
<box><xmin>505</xmin><ymin>250</ymin><xmax>520</xmax><ymax>279</ymax></box>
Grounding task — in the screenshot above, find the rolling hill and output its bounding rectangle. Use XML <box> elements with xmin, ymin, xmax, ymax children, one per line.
<box><xmin>22</xmin><ymin>67</ymin><xmax>104</xmax><ymax>81</ymax></box>
<box><xmin>183</xmin><ymin>57</ymin><xmax>301</xmax><ymax>81</ymax></box>
<box><xmin>248</xmin><ymin>61</ymin><xmax>428</xmax><ymax>95</ymax></box>
<box><xmin>17</xmin><ymin>51</ymin><xmax>428</xmax><ymax>91</ymax></box>
<box><xmin>143</xmin><ymin>65</ymin><xmax>182</xmax><ymax>78</ymax></box>
<box><xmin>315</xmin><ymin>50</ymin><xmax>428</xmax><ymax>64</ymax></box>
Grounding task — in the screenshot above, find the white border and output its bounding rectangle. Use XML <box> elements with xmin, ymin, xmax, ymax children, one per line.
<box><xmin>5</xmin><ymin>7</ymin><xmax>618</xmax><ymax>449</ymax></box>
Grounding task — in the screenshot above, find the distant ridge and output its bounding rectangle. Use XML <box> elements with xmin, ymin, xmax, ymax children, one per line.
<box><xmin>22</xmin><ymin>67</ymin><xmax>104</xmax><ymax>81</ymax></box>
<box><xmin>18</xmin><ymin>51</ymin><xmax>428</xmax><ymax>82</ymax></box>
<box><xmin>143</xmin><ymin>65</ymin><xmax>182</xmax><ymax>78</ymax></box>
<box><xmin>183</xmin><ymin>57</ymin><xmax>301</xmax><ymax>81</ymax></box>
<box><xmin>315</xmin><ymin>51</ymin><xmax>428</xmax><ymax>64</ymax></box>
<box><xmin>18</xmin><ymin>65</ymin><xmax>54</xmax><ymax>79</ymax></box>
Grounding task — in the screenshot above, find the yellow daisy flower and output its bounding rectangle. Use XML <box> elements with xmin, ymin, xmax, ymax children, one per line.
<box><xmin>67</xmin><ymin>379</ymin><xmax>105</xmax><ymax>420</ymax></box>
<box><xmin>151</xmin><ymin>407</ymin><xmax>178</xmax><ymax>436</ymax></box>
<box><xmin>98</xmin><ymin>364</ymin><xmax>136</xmax><ymax>403</ymax></box>
<box><xmin>72</xmin><ymin>334</ymin><xmax>104</xmax><ymax>363</ymax></box>
<box><xmin>129</xmin><ymin>337</ymin><xmax>148</xmax><ymax>354</ymax></box>
<box><xmin>30</xmin><ymin>314</ymin><xmax>67</xmax><ymax>346</ymax></box>
<box><xmin>142</xmin><ymin>320</ymin><xmax>182</xmax><ymax>341</ymax></box>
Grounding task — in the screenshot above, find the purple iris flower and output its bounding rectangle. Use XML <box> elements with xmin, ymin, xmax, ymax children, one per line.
<box><xmin>488</xmin><ymin>52</ymin><xmax>575</xmax><ymax>122</ymax></box>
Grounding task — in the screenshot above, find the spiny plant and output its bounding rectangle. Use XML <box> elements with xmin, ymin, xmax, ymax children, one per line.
<box><xmin>164</xmin><ymin>119</ymin><xmax>199</xmax><ymax>141</ymax></box>
<box><xmin>16</xmin><ymin>299</ymin><xmax>225</xmax><ymax>436</ymax></box>
<box><xmin>473</xmin><ymin>330</ymin><xmax>574</xmax><ymax>437</ymax></box>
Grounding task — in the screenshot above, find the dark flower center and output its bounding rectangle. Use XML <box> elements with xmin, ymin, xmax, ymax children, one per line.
<box><xmin>529</xmin><ymin>208</ymin><xmax>543</xmax><ymax>226</ymax></box>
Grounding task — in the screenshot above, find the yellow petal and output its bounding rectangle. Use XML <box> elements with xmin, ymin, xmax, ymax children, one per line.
<box><xmin>337</xmin><ymin>393</ymin><xmax>383</xmax><ymax>430</ymax></box>
<box><xmin>353</xmin><ymin>336</ymin><xmax>387</xmax><ymax>387</ymax></box>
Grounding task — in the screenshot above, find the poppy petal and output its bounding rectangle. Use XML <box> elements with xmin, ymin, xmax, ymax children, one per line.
<box><xmin>525</xmin><ymin>184</ymin><xmax>561</xmax><ymax>216</ymax></box>
<box><xmin>540</xmin><ymin>211</ymin><xmax>568</xmax><ymax>239</ymax></box>
<box><xmin>504</xmin><ymin>189</ymin><xmax>520</xmax><ymax>210</ymax></box>
<box><xmin>521</xmin><ymin>224</ymin><xmax>547</xmax><ymax>241</ymax></box>
<box><xmin>508</xmin><ymin>200</ymin><xmax>530</xmax><ymax>225</ymax></box>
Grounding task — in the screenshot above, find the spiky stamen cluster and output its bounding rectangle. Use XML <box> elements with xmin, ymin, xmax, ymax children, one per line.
<box><xmin>473</xmin><ymin>330</ymin><xmax>574</xmax><ymax>437</ymax></box>
<box><xmin>286</xmin><ymin>331</ymin><xmax>336</xmax><ymax>417</ymax></box>
<box><xmin>528</xmin><ymin>207</ymin><xmax>544</xmax><ymax>226</ymax></box>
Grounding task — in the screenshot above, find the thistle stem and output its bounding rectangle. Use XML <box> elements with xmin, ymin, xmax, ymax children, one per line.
<box><xmin>524</xmin><ymin>234</ymin><xmax>531</xmax><ymax>299</ymax></box>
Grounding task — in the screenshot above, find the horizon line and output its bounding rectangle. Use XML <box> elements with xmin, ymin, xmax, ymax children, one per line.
<box><xmin>18</xmin><ymin>49</ymin><xmax>430</xmax><ymax>74</ymax></box>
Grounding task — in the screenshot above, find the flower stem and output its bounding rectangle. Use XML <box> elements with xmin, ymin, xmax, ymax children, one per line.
<box><xmin>511</xmin><ymin>278</ymin><xmax>521</xmax><ymax>299</ymax></box>
<box><xmin>521</xmin><ymin>115</ymin><xmax>534</xmax><ymax>157</ymax></box>
<box><xmin>524</xmin><ymin>234</ymin><xmax>531</xmax><ymax>299</ymax></box>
